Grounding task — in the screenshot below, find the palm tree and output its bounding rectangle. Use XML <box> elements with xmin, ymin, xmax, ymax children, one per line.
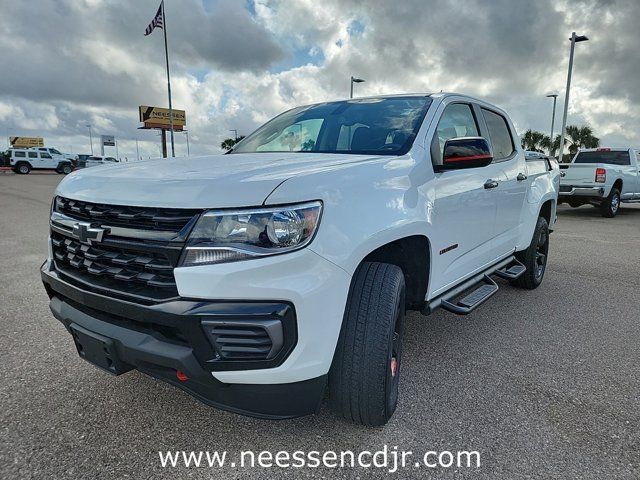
<box><xmin>220</xmin><ymin>135</ymin><xmax>246</xmax><ymax>151</ymax></box>
<box><xmin>521</xmin><ymin>129</ymin><xmax>547</xmax><ymax>152</ymax></box>
<box><xmin>564</xmin><ymin>125</ymin><xmax>599</xmax><ymax>156</ymax></box>
<box><xmin>540</xmin><ymin>134</ymin><xmax>561</xmax><ymax>157</ymax></box>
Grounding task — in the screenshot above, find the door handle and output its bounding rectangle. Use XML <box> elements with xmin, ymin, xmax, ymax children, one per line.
<box><xmin>484</xmin><ymin>179</ymin><xmax>499</xmax><ymax>189</ymax></box>
<box><xmin>517</xmin><ymin>173</ymin><xmax>528</xmax><ymax>181</ymax></box>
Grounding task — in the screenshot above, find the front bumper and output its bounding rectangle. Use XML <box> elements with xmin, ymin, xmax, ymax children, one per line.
<box><xmin>42</xmin><ymin>263</ymin><xmax>332</xmax><ymax>419</ymax></box>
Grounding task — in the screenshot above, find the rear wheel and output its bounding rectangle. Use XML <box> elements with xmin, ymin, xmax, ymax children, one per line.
<box><xmin>601</xmin><ymin>188</ymin><xmax>620</xmax><ymax>218</ymax></box>
<box><xmin>512</xmin><ymin>216</ymin><xmax>549</xmax><ymax>290</ymax></box>
<box><xmin>328</xmin><ymin>262</ymin><xmax>405</xmax><ymax>426</ymax></box>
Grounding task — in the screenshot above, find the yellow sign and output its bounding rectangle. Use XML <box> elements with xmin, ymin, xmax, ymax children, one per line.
<box><xmin>139</xmin><ymin>106</ymin><xmax>186</xmax><ymax>127</ymax></box>
<box><xmin>10</xmin><ymin>136</ymin><xmax>44</xmax><ymax>148</ymax></box>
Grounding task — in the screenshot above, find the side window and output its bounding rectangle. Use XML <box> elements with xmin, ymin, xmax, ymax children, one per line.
<box><xmin>481</xmin><ymin>109</ymin><xmax>515</xmax><ymax>161</ymax></box>
<box><xmin>41</xmin><ymin>153</ymin><xmax>52</xmax><ymax>159</ymax></box>
<box><xmin>28</xmin><ymin>152</ymin><xmax>38</xmax><ymax>158</ymax></box>
<box><xmin>433</xmin><ymin>103</ymin><xmax>479</xmax><ymax>162</ymax></box>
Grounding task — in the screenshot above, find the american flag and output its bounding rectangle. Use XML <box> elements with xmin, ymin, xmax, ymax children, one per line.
<box><xmin>144</xmin><ymin>2</ymin><xmax>164</xmax><ymax>36</ymax></box>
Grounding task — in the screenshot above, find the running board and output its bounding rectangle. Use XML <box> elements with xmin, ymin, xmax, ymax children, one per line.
<box><xmin>424</xmin><ymin>256</ymin><xmax>516</xmax><ymax>316</ymax></box>
<box><xmin>493</xmin><ymin>258</ymin><xmax>526</xmax><ymax>280</ymax></box>
<box><xmin>440</xmin><ymin>275</ymin><xmax>498</xmax><ymax>315</ymax></box>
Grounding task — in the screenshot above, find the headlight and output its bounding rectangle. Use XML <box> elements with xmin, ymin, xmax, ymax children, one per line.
<box><xmin>181</xmin><ymin>201</ymin><xmax>322</xmax><ymax>266</ymax></box>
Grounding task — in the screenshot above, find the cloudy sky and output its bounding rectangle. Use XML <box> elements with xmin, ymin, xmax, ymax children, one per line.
<box><xmin>1</xmin><ymin>0</ymin><xmax>639</xmax><ymax>158</ymax></box>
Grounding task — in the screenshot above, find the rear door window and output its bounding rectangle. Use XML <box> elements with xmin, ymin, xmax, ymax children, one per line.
<box><xmin>481</xmin><ymin>109</ymin><xmax>515</xmax><ymax>161</ymax></box>
<box><xmin>28</xmin><ymin>152</ymin><xmax>38</xmax><ymax>158</ymax></box>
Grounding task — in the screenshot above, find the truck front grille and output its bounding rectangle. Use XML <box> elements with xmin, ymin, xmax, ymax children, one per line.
<box><xmin>55</xmin><ymin>196</ymin><xmax>200</xmax><ymax>232</ymax></box>
<box><xmin>50</xmin><ymin>197</ymin><xmax>202</xmax><ymax>304</ymax></box>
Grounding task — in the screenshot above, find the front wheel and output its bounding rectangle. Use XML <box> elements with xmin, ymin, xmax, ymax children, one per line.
<box><xmin>601</xmin><ymin>188</ymin><xmax>620</xmax><ymax>218</ymax></box>
<box><xmin>61</xmin><ymin>164</ymin><xmax>73</xmax><ymax>175</ymax></box>
<box><xmin>511</xmin><ymin>216</ymin><xmax>549</xmax><ymax>290</ymax></box>
<box><xmin>328</xmin><ymin>262</ymin><xmax>405</xmax><ymax>426</ymax></box>
<box><xmin>16</xmin><ymin>163</ymin><xmax>31</xmax><ymax>174</ymax></box>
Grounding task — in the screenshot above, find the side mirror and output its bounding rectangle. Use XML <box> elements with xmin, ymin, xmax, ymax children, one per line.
<box><xmin>440</xmin><ymin>137</ymin><xmax>493</xmax><ymax>170</ymax></box>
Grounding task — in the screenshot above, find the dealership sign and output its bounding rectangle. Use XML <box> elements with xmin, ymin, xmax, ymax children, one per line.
<box><xmin>101</xmin><ymin>135</ymin><xmax>116</xmax><ymax>146</ymax></box>
<box><xmin>10</xmin><ymin>136</ymin><xmax>44</xmax><ymax>148</ymax></box>
<box><xmin>139</xmin><ymin>105</ymin><xmax>186</xmax><ymax>130</ymax></box>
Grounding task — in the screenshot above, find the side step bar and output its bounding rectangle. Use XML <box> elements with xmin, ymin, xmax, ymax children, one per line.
<box><xmin>441</xmin><ymin>275</ymin><xmax>498</xmax><ymax>314</ymax></box>
<box><xmin>494</xmin><ymin>259</ymin><xmax>526</xmax><ymax>280</ymax></box>
<box><xmin>424</xmin><ymin>256</ymin><xmax>526</xmax><ymax>315</ymax></box>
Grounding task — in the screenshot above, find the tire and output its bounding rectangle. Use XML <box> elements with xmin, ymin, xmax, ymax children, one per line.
<box><xmin>512</xmin><ymin>216</ymin><xmax>549</xmax><ymax>290</ymax></box>
<box><xmin>16</xmin><ymin>163</ymin><xmax>31</xmax><ymax>174</ymax></box>
<box><xmin>601</xmin><ymin>188</ymin><xmax>620</xmax><ymax>218</ymax></box>
<box><xmin>328</xmin><ymin>262</ymin><xmax>405</xmax><ymax>426</ymax></box>
<box><xmin>61</xmin><ymin>164</ymin><xmax>73</xmax><ymax>175</ymax></box>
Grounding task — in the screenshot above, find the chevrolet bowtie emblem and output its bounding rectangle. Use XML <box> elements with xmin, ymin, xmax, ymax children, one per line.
<box><xmin>72</xmin><ymin>222</ymin><xmax>108</xmax><ymax>244</ymax></box>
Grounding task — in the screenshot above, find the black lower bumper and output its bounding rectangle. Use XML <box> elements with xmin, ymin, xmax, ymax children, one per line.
<box><xmin>42</xmin><ymin>264</ymin><xmax>325</xmax><ymax>419</ymax></box>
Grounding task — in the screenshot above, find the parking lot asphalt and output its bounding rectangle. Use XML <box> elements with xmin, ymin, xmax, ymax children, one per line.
<box><xmin>1</xmin><ymin>173</ymin><xmax>638</xmax><ymax>479</ymax></box>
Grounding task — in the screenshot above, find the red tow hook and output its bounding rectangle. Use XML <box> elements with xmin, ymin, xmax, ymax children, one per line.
<box><xmin>176</xmin><ymin>370</ymin><xmax>189</xmax><ymax>382</ymax></box>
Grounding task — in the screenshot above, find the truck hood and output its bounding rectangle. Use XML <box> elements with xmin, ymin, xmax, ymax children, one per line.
<box><xmin>56</xmin><ymin>152</ymin><xmax>383</xmax><ymax>208</ymax></box>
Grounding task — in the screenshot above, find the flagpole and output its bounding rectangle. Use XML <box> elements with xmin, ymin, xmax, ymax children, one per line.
<box><xmin>161</xmin><ymin>0</ymin><xmax>175</xmax><ymax>157</ymax></box>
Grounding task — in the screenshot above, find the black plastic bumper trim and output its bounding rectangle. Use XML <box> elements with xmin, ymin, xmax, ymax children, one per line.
<box><xmin>41</xmin><ymin>264</ymin><xmax>297</xmax><ymax>372</ymax></box>
<box><xmin>48</xmin><ymin>294</ymin><xmax>325</xmax><ymax>419</ymax></box>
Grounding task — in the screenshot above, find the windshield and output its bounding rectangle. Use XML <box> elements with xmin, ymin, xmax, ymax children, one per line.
<box><xmin>231</xmin><ymin>96</ymin><xmax>432</xmax><ymax>156</ymax></box>
<box><xmin>574</xmin><ymin>150</ymin><xmax>630</xmax><ymax>165</ymax></box>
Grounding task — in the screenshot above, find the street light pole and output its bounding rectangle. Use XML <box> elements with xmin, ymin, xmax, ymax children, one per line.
<box><xmin>556</xmin><ymin>32</ymin><xmax>588</xmax><ymax>162</ymax></box>
<box><xmin>184</xmin><ymin>130</ymin><xmax>190</xmax><ymax>156</ymax></box>
<box><xmin>546</xmin><ymin>93</ymin><xmax>558</xmax><ymax>157</ymax></box>
<box><xmin>86</xmin><ymin>124</ymin><xmax>94</xmax><ymax>155</ymax></box>
<box><xmin>350</xmin><ymin>76</ymin><xmax>365</xmax><ymax>99</ymax></box>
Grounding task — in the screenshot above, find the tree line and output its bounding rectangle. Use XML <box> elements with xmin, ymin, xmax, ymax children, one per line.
<box><xmin>521</xmin><ymin>125</ymin><xmax>599</xmax><ymax>162</ymax></box>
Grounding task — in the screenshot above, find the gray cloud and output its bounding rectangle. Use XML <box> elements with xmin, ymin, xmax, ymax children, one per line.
<box><xmin>0</xmin><ymin>0</ymin><xmax>283</xmax><ymax>107</ymax></box>
<box><xmin>0</xmin><ymin>0</ymin><xmax>638</xmax><ymax>157</ymax></box>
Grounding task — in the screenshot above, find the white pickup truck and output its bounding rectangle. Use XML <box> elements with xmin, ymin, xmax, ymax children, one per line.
<box><xmin>41</xmin><ymin>93</ymin><xmax>560</xmax><ymax>425</ymax></box>
<box><xmin>559</xmin><ymin>148</ymin><xmax>640</xmax><ymax>217</ymax></box>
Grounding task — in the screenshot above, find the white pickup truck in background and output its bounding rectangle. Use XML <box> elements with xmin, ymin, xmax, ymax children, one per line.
<box><xmin>559</xmin><ymin>148</ymin><xmax>640</xmax><ymax>217</ymax></box>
